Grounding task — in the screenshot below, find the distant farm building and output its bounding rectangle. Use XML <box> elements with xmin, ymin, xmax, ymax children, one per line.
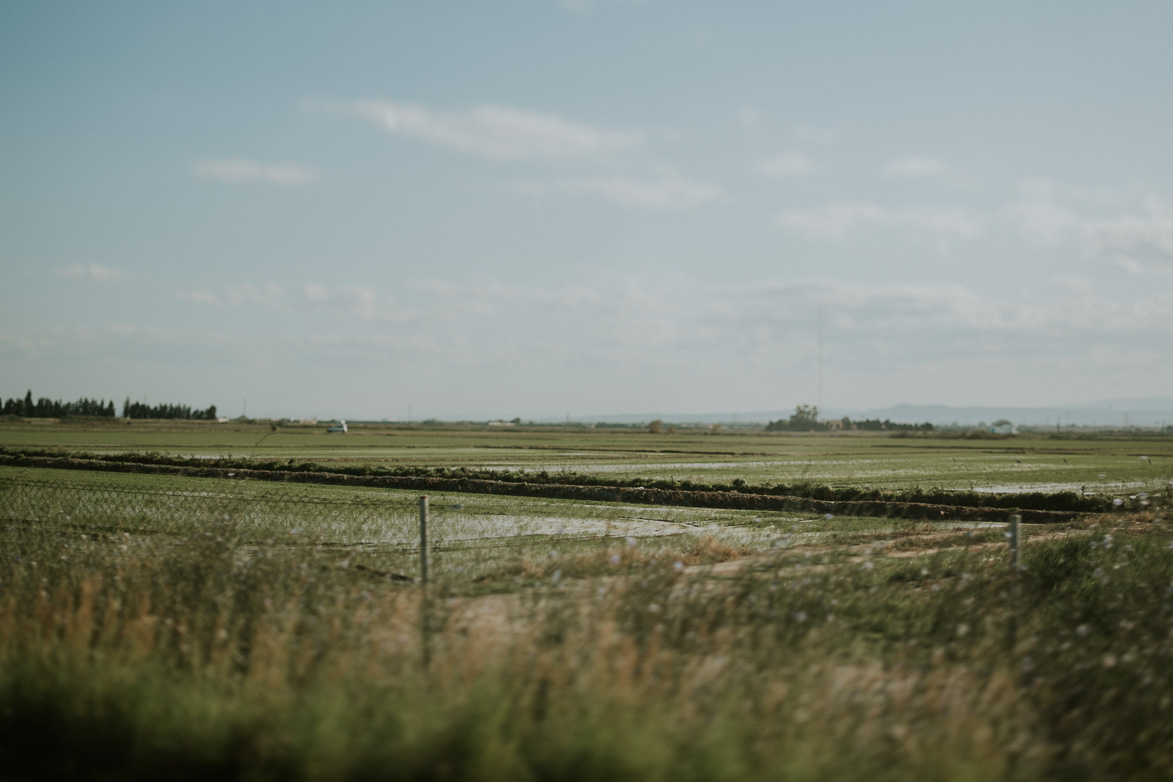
<box><xmin>990</xmin><ymin>419</ymin><xmax>1016</xmax><ymax>435</ymax></box>
<box><xmin>326</xmin><ymin>420</ymin><xmax>348</xmax><ymax>433</ymax></box>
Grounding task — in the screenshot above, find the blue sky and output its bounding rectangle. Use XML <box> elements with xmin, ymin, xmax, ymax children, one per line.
<box><xmin>2</xmin><ymin>2</ymin><xmax>1171</xmax><ymax>420</ymax></box>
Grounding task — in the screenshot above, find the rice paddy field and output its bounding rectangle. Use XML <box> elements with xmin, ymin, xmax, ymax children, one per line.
<box><xmin>2</xmin><ymin>420</ymin><xmax>1173</xmax><ymax>780</ymax></box>
<box><xmin>2</xmin><ymin>417</ymin><xmax>1170</xmax><ymax>493</ymax></box>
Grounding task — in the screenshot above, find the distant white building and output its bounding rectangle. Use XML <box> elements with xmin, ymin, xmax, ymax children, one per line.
<box><xmin>990</xmin><ymin>419</ymin><xmax>1016</xmax><ymax>435</ymax></box>
<box><xmin>326</xmin><ymin>419</ymin><xmax>348</xmax><ymax>433</ymax></box>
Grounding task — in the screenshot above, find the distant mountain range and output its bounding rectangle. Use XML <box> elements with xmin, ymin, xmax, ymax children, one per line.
<box><xmin>561</xmin><ymin>398</ymin><xmax>1173</xmax><ymax>428</ymax></box>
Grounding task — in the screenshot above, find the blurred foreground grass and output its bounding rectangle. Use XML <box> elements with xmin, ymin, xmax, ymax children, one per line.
<box><xmin>2</xmin><ymin>469</ymin><xmax>1173</xmax><ymax>780</ymax></box>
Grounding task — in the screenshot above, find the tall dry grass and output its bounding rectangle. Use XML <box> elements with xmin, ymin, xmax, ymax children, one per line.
<box><xmin>3</xmin><ymin>501</ymin><xmax>1173</xmax><ymax>780</ymax></box>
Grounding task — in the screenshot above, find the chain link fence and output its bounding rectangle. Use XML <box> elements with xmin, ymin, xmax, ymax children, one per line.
<box><xmin>0</xmin><ymin>472</ymin><xmax>707</xmax><ymax>561</ymax></box>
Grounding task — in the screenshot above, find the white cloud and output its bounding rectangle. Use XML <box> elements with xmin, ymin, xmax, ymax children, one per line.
<box><xmin>1113</xmin><ymin>255</ymin><xmax>1150</xmax><ymax>276</ymax></box>
<box><xmin>54</xmin><ymin>263</ymin><xmax>126</xmax><ymax>281</ymax></box>
<box><xmin>192</xmin><ymin>159</ymin><xmax>318</xmax><ymax>186</ymax></box>
<box><xmin>778</xmin><ymin>202</ymin><xmax>983</xmax><ymax>243</ymax></box>
<box><xmin>882</xmin><ymin>155</ymin><xmax>949</xmax><ymax>179</ymax></box>
<box><xmin>1008</xmin><ymin>193</ymin><xmax>1173</xmax><ymax>265</ymax></box>
<box><xmin>757</xmin><ymin>152</ymin><xmax>819</xmax><ymax>178</ymax></box>
<box><xmin>301</xmin><ymin>281</ymin><xmax>330</xmax><ymax>302</ymax></box>
<box><xmin>339</xmin><ymin>285</ymin><xmax>378</xmax><ymax>320</ymax></box>
<box><xmin>521</xmin><ymin>174</ymin><xmax>726</xmax><ymax>210</ymax></box>
<box><xmin>1084</xmin><ymin>200</ymin><xmax>1173</xmax><ymax>262</ymax></box>
<box><xmin>176</xmin><ymin>289</ymin><xmax>219</xmax><ymax>305</ymax></box>
<box><xmin>351</xmin><ymin>100</ymin><xmax>643</xmax><ymax>161</ymax></box>
<box><xmin>224</xmin><ymin>282</ymin><xmax>288</xmax><ymax>308</ymax></box>
<box><xmin>178</xmin><ymin>280</ymin><xmax>422</xmax><ymax>323</ymax></box>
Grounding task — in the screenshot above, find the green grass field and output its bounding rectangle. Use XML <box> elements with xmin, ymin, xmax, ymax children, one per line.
<box><xmin>2</xmin><ymin>421</ymin><xmax>1173</xmax><ymax>779</ymax></box>
<box><xmin>3</xmin><ymin>418</ymin><xmax>1171</xmax><ymax>494</ymax></box>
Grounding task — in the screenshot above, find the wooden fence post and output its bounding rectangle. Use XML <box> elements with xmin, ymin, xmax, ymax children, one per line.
<box><xmin>419</xmin><ymin>495</ymin><xmax>429</xmax><ymax>585</ymax></box>
<box><xmin>1009</xmin><ymin>514</ymin><xmax>1021</xmax><ymax>571</ymax></box>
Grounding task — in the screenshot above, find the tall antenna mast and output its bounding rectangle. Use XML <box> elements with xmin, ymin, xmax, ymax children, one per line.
<box><xmin>816</xmin><ymin>303</ymin><xmax>825</xmax><ymax>410</ymax></box>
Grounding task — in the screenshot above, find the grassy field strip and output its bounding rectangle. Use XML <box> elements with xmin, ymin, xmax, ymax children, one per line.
<box><xmin>4</xmin><ymin>424</ymin><xmax>1171</xmax><ymax>495</ymax></box>
<box><xmin>2</xmin><ymin>465</ymin><xmax>966</xmax><ymax>585</ymax></box>
<box><xmin>5</xmin><ymin>429</ymin><xmax>1173</xmax><ymax>778</ymax></box>
<box><xmin>0</xmin><ymin>466</ymin><xmax>840</xmax><ymax>554</ymax></box>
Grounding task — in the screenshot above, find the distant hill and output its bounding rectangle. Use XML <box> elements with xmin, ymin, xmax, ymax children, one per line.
<box><xmin>561</xmin><ymin>398</ymin><xmax>1173</xmax><ymax>428</ymax></box>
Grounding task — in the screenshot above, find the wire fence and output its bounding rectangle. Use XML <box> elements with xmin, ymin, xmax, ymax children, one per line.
<box><xmin>0</xmin><ymin>474</ymin><xmax>701</xmax><ymax>558</ymax></box>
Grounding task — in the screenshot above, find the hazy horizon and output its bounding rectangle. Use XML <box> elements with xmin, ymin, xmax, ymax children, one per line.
<box><xmin>3</xmin><ymin>3</ymin><xmax>1171</xmax><ymax>421</ymax></box>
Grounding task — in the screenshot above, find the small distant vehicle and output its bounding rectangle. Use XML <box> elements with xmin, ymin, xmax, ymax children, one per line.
<box><xmin>326</xmin><ymin>420</ymin><xmax>348</xmax><ymax>433</ymax></box>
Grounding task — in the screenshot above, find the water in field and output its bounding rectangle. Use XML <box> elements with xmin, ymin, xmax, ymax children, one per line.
<box><xmin>969</xmin><ymin>480</ymin><xmax>1149</xmax><ymax>494</ymax></box>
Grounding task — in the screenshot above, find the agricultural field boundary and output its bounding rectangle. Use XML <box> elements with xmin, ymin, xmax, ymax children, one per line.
<box><xmin>0</xmin><ymin>449</ymin><xmax>1091</xmax><ymax>522</ymax></box>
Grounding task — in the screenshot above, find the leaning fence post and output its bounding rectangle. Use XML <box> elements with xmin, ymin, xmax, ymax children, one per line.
<box><xmin>419</xmin><ymin>495</ymin><xmax>429</xmax><ymax>585</ymax></box>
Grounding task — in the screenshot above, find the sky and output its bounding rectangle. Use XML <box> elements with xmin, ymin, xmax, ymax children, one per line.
<box><xmin>2</xmin><ymin>1</ymin><xmax>1171</xmax><ymax>421</ymax></box>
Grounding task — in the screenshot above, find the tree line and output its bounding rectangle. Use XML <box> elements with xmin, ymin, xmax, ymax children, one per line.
<box><xmin>766</xmin><ymin>404</ymin><xmax>933</xmax><ymax>432</ymax></box>
<box><xmin>2</xmin><ymin>390</ymin><xmax>217</xmax><ymax>421</ymax></box>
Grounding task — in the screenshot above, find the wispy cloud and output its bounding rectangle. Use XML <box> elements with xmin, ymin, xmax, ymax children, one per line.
<box><xmin>176</xmin><ymin>282</ymin><xmax>288</xmax><ymax>308</ymax></box>
<box><xmin>177</xmin><ymin>281</ymin><xmax>420</xmax><ymax>322</ymax></box>
<box><xmin>757</xmin><ymin>152</ymin><xmax>819</xmax><ymax>178</ymax></box>
<box><xmin>778</xmin><ymin>202</ymin><xmax>983</xmax><ymax>244</ymax></box>
<box><xmin>224</xmin><ymin>282</ymin><xmax>289</xmax><ymax>308</ymax></box>
<box><xmin>175</xmin><ymin>289</ymin><xmax>219</xmax><ymax>305</ymax></box>
<box><xmin>349</xmin><ymin>100</ymin><xmax>643</xmax><ymax>161</ymax></box>
<box><xmin>1007</xmin><ymin>190</ymin><xmax>1173</xmax><ymax>267</ymax></box>
<box><xmin>519</xmin><ymin>174</ymin><xmax>726</xmax><ymax>210</ymax></box>
<box><xmin>54</xmin><ymin>263</ymin><xmax>126</xmax><ymax>281</ymax></box>
<box><xmin>383</xmin><ymin>275</ymin><xmax>1173</xmax><ymax>373</ymax></box>
<box><xmin>882</xmin><ymin>154</ymin><xmax>950</xmax><ymax>179</ymax></box>
<box><xmin>191</xmin><ymin>158</ymin><xmax>318</xmax><ymax>186</ymax></box>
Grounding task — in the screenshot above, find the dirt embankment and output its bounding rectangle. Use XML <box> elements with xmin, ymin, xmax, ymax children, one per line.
<box><xmin>0</xmin><ymin>452</ymin><xmax>1084</xmax><ymax>523</ymax></box>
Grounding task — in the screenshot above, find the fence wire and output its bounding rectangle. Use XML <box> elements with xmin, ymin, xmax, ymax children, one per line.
<box><xmin>0</xmin><ymin>474</ymin><xmax>688</xmax><ymax>556</ymax></box>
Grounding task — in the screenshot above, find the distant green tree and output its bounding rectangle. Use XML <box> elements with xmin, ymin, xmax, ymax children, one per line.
<box><xmin>766</xmin><ymin>404</ymin><xmax>823</xmax><ymax>432</ymax></box>
<box><xmin>789</xmin><ymin>404</ymin><xmax>819</xmax><ymax>430</ymax></box>
<box><xmin>23</xmin><ymin>390</ymin><xmax>33</xmax><ymax>417</ymax></box>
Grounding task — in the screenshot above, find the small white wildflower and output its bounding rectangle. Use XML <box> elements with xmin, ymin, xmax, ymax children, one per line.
<box><xmin>674</xmin><ymin>560</ymin><xmax>684</xmax><ymax>572</ymax></box>
<box><xmin>1076</xmin><ymin>624</ymin><xmax>1091</xmax><ymax>637</ymax></box>
<box><xmin>625</xmin><ymin>536</ymin><xmax>637</xmax><ymax>547</ymax></box>
<box><xmin>610</xmin><ymin>553</ymin><xmax>621</xmax><ymax>565</ymax></box>
<box><xmin>956</xmin><ymin>623</ymin><xmax>970</xmax><ymax>637</ymax></box>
